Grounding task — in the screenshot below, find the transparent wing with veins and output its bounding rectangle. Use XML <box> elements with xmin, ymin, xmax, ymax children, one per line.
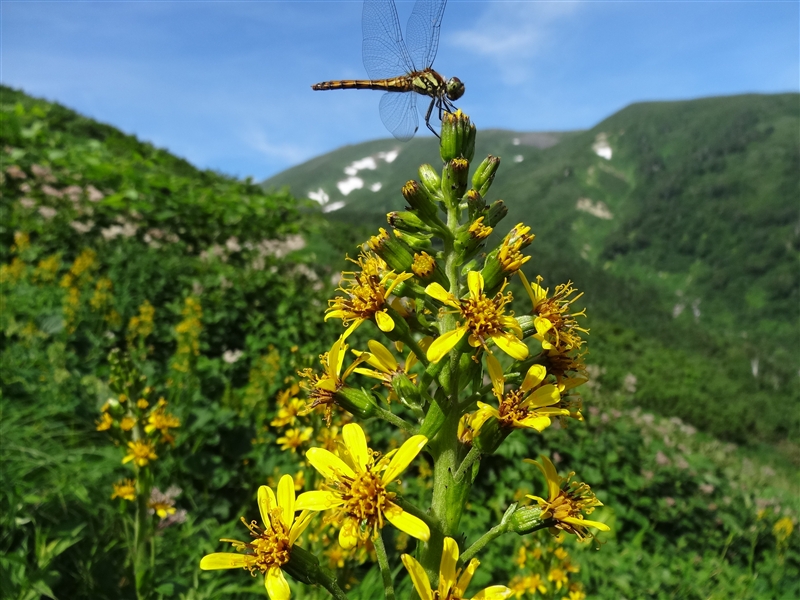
<box><xmin>405</xmin><ymin>0</ymin><xmax>447</xmax><ymax>71</ymax></box>
<box><xmin>362</xmin><ymin>0</ymin><xmax>417</xmax><ymax>79</ymax></box>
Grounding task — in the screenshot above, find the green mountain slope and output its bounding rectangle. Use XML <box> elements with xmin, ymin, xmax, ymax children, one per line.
<box><xmin>266</xmin><ymin>93</ymin><xmax>800</xmax><ymax>446</ymax></box>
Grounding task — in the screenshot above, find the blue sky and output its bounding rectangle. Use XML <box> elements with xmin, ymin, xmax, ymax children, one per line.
<box><xmin>2</xmin><ymin>1</ymin><xmax>798</xmax><ymax>180</ymax></box>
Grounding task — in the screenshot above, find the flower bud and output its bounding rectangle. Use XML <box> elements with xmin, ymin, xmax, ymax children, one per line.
<box><xmin>391</xmin><ymin>372</ymin><xmax>420</xmax><ymax>408</ymax></box>
<box><xmin>393</xmin><ymin>229</ymin><xmax>433</xmax><ymax>252</ymax></box>
<box><xmin>471</xmin><ymin>155</ymin><xmax>500</xmax><ymax>197</ymax></box>
<box><xmin>418</xmin><ymin>164</ymin><xmax>442</xmax><ymax>200</ymax></box>
<box><xmin>466</xmin><ymin>189</ymin><xmax>485</xmax><ymax>220</ymax></box>
<box><xmin>334</xmin><ymin>386</ymin><xmax>378</xmax><ymax>419</ymax></box>
<box><xmin>482</xmin><ymin>199</ymin><xmax>508</xmax><ymax>228</ymax></box>
<box><xmin>473</xmin><ymin>417</ymin><xmax>509</xmax><ymax>454</ymax></box>
<box><xmin>440</xmin><ymin>109</ymin><xmax>476</xmax><ymax>163</ymax></box>
<box><xmin>402</xmin><ymin>179</ymin><xmax>439</xmax><ymax>221</ymax></box>
<box><xmin>442</xmin><ymin>158</ymin><xmax>469</xmax><ymax>205</ymax></box>
<box><xmin>508</xmin><ymin>505</ymin><xmax>546</xmax><ymax>535</ymax></box>
<box><xmin>368</xmin><ymin>228</ymin><xmax>414</xmax><ymax>273</ymax></box>
<box><xmin>412</xmin><ymin>252</ymin><xmax>448</xmax><ymax>287</ymax></box>
<box><xmin>388</xmin><ymin>211</ymin><xmax>432</xmax><ymax>235</ymax></box>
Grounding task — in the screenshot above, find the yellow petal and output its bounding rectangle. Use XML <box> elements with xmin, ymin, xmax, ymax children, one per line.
<box><xmin>471</xmin><ymin>585</ymin><xmax>513</xmax><ymax>599</ymax></box>
<box><xmin>338</xmin><ymin>516</ymin><xmax>360</xmax><ymax>549</ymax></box>
<box><xmin>516</xmin><ymin>415</ymin><xmax>551</xmax><ymax>432</ymax></box>
<box><xmin>491</xmin><ymin>334</ymin><xmax>528</xmax><ymax>361</ymax></box>
<box><xmin>385</xmin><ymin>503</ymin><xmax>430</xmax><ymax>541</ymax></box>
<box><xmin>375</xmin><ymin>310</ymin><xmax>395</xmax><ymax>332</ymax></box>
<box><xmin>562</xmin><ymin>516</ymin><xmax>611</xmax><ymax>532</ymax></box>
<box><xmin>306</xmin><ymin>447</ymin><xmax>355</xmax><ymax>480</ymax></box>
<box><xmin>427</xmin><ymin>326</ymin><xmax>467</xmax><ymax>363</ymax></box>
<box><xmin>200</xmin><ymin>552</ymin><xmax>251</xmax><ymax>570</ymax></box>
<box><xmin>439</xmin><ymin>537</ymin><xmax>459</xmax><ymax>598</ymax></box>
<box><xmin>467</xmin><ymin>270</ymin><xmax>484</xmax><ymax>299</ymax></box>
<box><xmin>456</xmin><ymin>558</ymin><xmax>480</xmax><ymax>594</ymax></box>
<box><xmin>401</xmin><ymin>554</ymin><xmax>433</xmax><ymax>600</ymax></box>
<box><xmin>520</xmin><ymin>364</ymin><xmax>547</xmax><ymax>393</ymax></box>
<box><xmin>324</xmin><ymin>310</ymin><xmax>345</xmax><ymax>321</ymax></box>
<box><xmin>382</xmin><ymin>435</ymin><xmax>427</xmax><ymax>484</ymax></box>
<box><xmin>525</xmin><ymin>455</ymin><xmax>560</xmax><ymax>500</ymax></box>
<box><xmin>534</xmin><ymin>316</ymin><xmax>552</xmax><ymax>336</ymax></box>
<box><xmin>367</xmin><ymin>339</ymin><xmax>398</xmax><ymax>372</ymax></box>
<box><xmin>277</xmin><ymin>474</ymin><xmax>295</xmax><ymax>529</ymax></box>
<box><xmin>258</xmin><ymin>485</ymin><xmax>277</xmax><ymax>528</ymax></box>
<box><xmin>295</xmin><ymin>490</ymin><xmax>345</xmax><ymax>511</ymax></box>
<box><xmin>353</xmin><ymin>367</ymin><xmax>388</xmax><ymax>381</ymax></box>
<box><xmin>518</xmin><ymin>271</ymin><xmax>537</xmax><ymax>306</ymax></box>
<box><xmin>425</xmin><ymin>282</ymin><xmax>459</xmax><ymax>307</ymax></box>
<box><xmin>485</xmin><ymin>353</ymin><xmax>505</xmax><ymax>398</ymax></box>
<box><xmin>342</xmin><ymin>423</ymin><xmax>370</xmax><ymax>472</ymax></box>
<box><xmin>315</xmin><ymin>376</ymin><xmax>338</xmax><ymax>392</ymax></box>
<box><xmin>385</xmin><ymin>271</ymin><xmax>414</xmax><ymax>296</ymax></box>
<box><xmin>265</xmin><ymin>566</ymin><xmax>290</xmax><ymax>600</ymax></box>
<box><xmin>289</xmin><ymin>510</ymin><xmax>315</xmax><ymax>545</ymax></box>
<box><xmin>521</xmin><ymin>384</ymin><xmax>560</xmax><ymax>409</ymax></box>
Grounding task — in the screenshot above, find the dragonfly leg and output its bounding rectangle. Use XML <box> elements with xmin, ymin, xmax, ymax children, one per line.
<box><xmin>424</xmin><ymin>97</ymin><xmax>440</xmax><ymax>138</ymax></box>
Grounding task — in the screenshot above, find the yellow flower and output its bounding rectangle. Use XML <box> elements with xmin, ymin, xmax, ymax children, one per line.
<box><xmin>296</xmin><ymin>423</ymin><xmax>429</xmax><ymax>549</ymax></box>
<box><xmin>548</xmin><ymin>568</ymin><xmax>568</xmax><ymax>591</ymax></box>
<box><xmin>137</xmin><ymin>398</ymin><xmax>149</xmax><ymax>410</ymax></box>
<box><xmin>351</xmin><ymin>339</ymin><xmax>419</xmax><ymax>402</ymax></box>
<box><xmin>472</xmin><ymin>354</ymin><xmax>566</xmax><ymax>434</ymax></box>
<box><xmin>774</xmin><ymin>517</ymin><xmax>794</xmax><ymax>544</ymax></box>
<box><xmin>122</xmin><ymin>440</ymin><xmax>158</xmax><ymax>467</ymax></box>
<box><xmin>497</xmin><ymin>223</ymin><xmax>534</xmax><ymax>274</ymax></box>
<box><xmin>401</xmin><ymin>536</ymin><xmax>511</xmax><ymax>600</ymax></box>
<box><xmin>298</xmin><ymin>329</ymin><xmax>368</xmax><ymax>423</ymax></box>
<box><xmin>276</xmin><ymin>428</ymin><xmax>313</xmax><ymax>453</ymax></box>
<box><xmin>508</xmin><ymin>573</ymin><xmax>546</xmax><ymax>597</ymax></box>
<box><xmin>525</xmin><ymin>455</ymin><xmax>610</xmax><ymax>541</ymax></box>
<box><xmin>200</xmin><ymin>475</ymin><xmax>314</xmax><ymax>600</ymax></box>
<box><xmin>325</xmin><ymin>251</ymin><xmax>413</xmax><ymax>333</ymax></box>
<box><xmin>425</xmin><ymin>271</ymin><xmax>527</xmax><ymax>363</ymax></box>
<box><xmin>412</xmin><ymin>251</ymin><xmax>436</xmax><ymax>278</ymax></box>
<box><xmin>145</xmin><ymin>404</ymin><xmax>180</xmax><ymax>442</ymax></box>
<box><xmin>271</xmin><ymin>397</ymin><xmax>306</xmax><ymax>428</ymax></box>
<box><xmin>111</xmin><ymin>479</ymin><xmax>136</xmax><ymax>501</ymax></box>
<box><xmin>519</xmin><ymin>272</ymin><xmax>587</xmax><ymax>353</ymax></box>
<box><xmin>564</xmin><ymin>587</ymin><xmax>586</xmax><ymax>600</ymax></box>
<box><xmin>96</xmin><ymin>411</ymin><xmax>113</xmax><ymax>431</ymax></box>
<box><xmin>120</xmin><ymin>416</ymin><xmax>136</xmax><ymax>431</ymax></box>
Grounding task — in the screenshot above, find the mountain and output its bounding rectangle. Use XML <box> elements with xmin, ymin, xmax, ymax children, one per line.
<box><xmin>266</xmin><ymin>93</ymin><xmax>800</xmax><ymax>448</ymax></box>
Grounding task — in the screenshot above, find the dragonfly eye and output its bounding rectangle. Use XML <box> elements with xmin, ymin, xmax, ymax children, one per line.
<box><xmin>445</xmin><ymin>77</ymin><xmax>465</xmax><ymax>101</ymax></box>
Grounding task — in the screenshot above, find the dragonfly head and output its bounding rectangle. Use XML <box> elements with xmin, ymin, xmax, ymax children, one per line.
<box><xmin>445</xmin><ymin>77</ymin><xmax>465</xmax><ymax>102</ymax></box>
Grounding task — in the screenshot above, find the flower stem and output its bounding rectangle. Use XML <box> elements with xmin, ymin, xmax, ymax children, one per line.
<box><xmin>460</xmin><ymin>522</ymin><xmax>508</xmax><ymax>564</ymax></box>
<box><xmin>374</xmin><ymin>530</ymin><xmax>396</xmax><ymax>600</ymax></box>
<box><xmin>319</xmin><ymin>570</ymin><xmax>350</xmax><ymax>600</ymax></box>
<box><xmin>374</xmin><ymin>406</ymin><xmax>415</xmax><ymax>433</ymax></box>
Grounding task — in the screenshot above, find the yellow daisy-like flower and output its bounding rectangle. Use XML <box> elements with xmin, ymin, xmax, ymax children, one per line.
<box><xmin>276</xmin><ymin>427</ymin><xmax>313</xmax><ymax>453</ymax></box>
<box><xmin>296</xmin><ymin>423</ymin><xmax>429</xmax><ymax>549</ymax></box>
<box><xmin>519</xmin><ymin>272</ymin><xmax>587</xmax><ymax>353</ymax></box>
<box><xmin>425</xmin><ymin>271</ymin><xmax>527</xmax><ymax>363</ymax></box>
<box><xmin>508</xmin><ymin>573</ymin><xmax>546</xmax><ymax>598</ymax></box>
<box><xmin>525</xmin><ymin>455</ymin><xmax>610</xmax><ymax>541</ymax></box>
<box><xmin>401</xmin><ymin>536</ymin><xmax>512</xmax><ymax>600</ymax></box>
<box><xmin>298</xmin><ymin>329</ymin><xmax>368</xmax><ymax>423</ymax></box>
<box><xmin>325</xmin><ymin>251</ymin><xmax>414</xmax><ymax>333</ymax></box>
<box><xmin>200</xmin><ymin>475</ymin><xmax>314</xmax><ymax>600</ymax></box>
<box><xmin>351</xmin><ymin>339</ymin><xmax>419</xmax><ymax>402</ymax></box>
<box><xmin>497</xmin><ymin>223</ymin><xmax>534</xmax><ymax>274</ymax></box>
<box><xmin>270</xmin><ymin>397</ymin><xmax>306</xmax><ymax>428</ymax></box>
<box><xmin>120</xmin><ymin>416</ymin><xmax>136</xmax><ymax>431</ymax></box>
<box><xmin>548</xmin><ymin>567</ymin><xmax>569</xmax><ymax>591</ymax></box>
<box><xmin>122</xmin><ymin>440</ymin><xmax>158</xmax><ymax>467</ymax></box>
<box><xmin>96</xmin><ymin>411</ymin><xmax>113</xmax><ymax>431</ymax></box>
<box><xmin>111</xmin><ymin>479</ymin><xmax>136</xmax><ymax>501</ymax></box>
<box><xmin>472</xmin><ymin>354</ymin><xmax>567</xmax><ymax>433</ymax></box>
<box><xmin>145</xmin><ymin>404</ymin><xmax>180</xmax><ymax>442</ymax></box>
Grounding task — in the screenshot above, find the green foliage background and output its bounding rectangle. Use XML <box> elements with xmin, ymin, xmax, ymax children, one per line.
<box><xmin>1</xmin><ymin>86</ymin><xmax>798</xmax><ymax>599</ymax></box>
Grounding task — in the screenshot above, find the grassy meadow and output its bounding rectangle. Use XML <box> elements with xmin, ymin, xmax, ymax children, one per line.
<box><xmin>1</xmin><ymin>85</ymin><xmax>798</xmax><ymax>600</ymax></box>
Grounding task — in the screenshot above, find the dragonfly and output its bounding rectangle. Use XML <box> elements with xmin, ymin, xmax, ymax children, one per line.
<box><xmin>312</xmin><ymin>0</ymin><xmax>464</xmax><ymax>141</ymax></box>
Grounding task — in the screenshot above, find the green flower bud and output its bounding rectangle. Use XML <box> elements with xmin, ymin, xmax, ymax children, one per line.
<box><xmin>402</xmin><ymin>179</ymin><xmax>439</xmax><ymax>221</ymax></box>
<box><xmin>483</xmin><ymin>199</ymin><xmax>508</xmax><ymax>228</ymax></box>
<box><xmin>393</xmin><ymin>229</ymin><xmax>433</xmax><ymax>252</ymax></box>
<box><xmin>472</xmin><ymin>155</ymin><xmax>500</xmax><ymax>197</ymax></box>
<box><xmin>466</xmin><ymin>189</ymin><xmax>485</xmax><ymax>220</ymax></box>
<box><xmin>442</xmin><ymin>158</ymin><xmax>470</xmax><ymax>207</ymax></box>
<box><xmin>388</xmin><ymin>211</ymin><xmax>432</xmax><ymax>235</ymax></box>
<box><xmin>367</xmin><ymin>228</ymin><xmax>414</xmax><ymax>273</ymax></box>
<box><xmin>515</xmin><ymin>315</ymin><xmax>536</xmax><ymax>338</ymax></box>
<box><xmin>473</xmin><ymin>417</ymin><xmax>509</xmax><ymax>455</ymax></box>
<box><xmin>334</xmin><ymin>386</ymin><xmax>378</xmax><ymax>419</ymax></box>
<box><xmin>391</xmin><ymin>372</ymin><xmax>420</xmax><ymax>408</ymax></box>
<box><xmin>418</xmin><ymin>164</ymin><xmax>443</xmax><ymax>200</ymax></box>
<box><xmin>440</xmin><ymin>110</ymin><xmax>476</xmax><ymax>163</ymax></box>
<box><xmin>508</xmin><ymin>505</ymin><xmax>547</xmax><ymax>535</ymax></box>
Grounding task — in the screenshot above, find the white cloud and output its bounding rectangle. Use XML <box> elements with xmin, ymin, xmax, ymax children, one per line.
<box><xmin>243</xmin><ymin>129</ymin><xmax>314</xmax><ymax>165</ymax></box>
<box><xmin>449</xmin><ymin>2</ymin><xmax>581</xmax><ymax>85</ymax></box>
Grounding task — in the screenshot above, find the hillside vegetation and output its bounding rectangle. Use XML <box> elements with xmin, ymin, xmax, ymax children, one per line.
<box><xmin>265</xmin><ymin>93</ymin><xmax>800</xmax><ymax>448</ymax></box>
<box><xmin>2</xmin><ymin>86</ymin><xmax>798</xmax><ymax>599</ymax></box>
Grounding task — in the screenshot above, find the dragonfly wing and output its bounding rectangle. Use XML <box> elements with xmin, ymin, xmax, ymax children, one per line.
<box><xmin>406</xmin><ymin>0</ymin><xmax>447</xmax><ymax>70</ymax></box>
<box><xmin>379</xmin><ymin>92</ymin><xmax>419</xmax><ymax>141</ymax></box>
<box><xmin>363</xmin><ymin>0</ymin><xmax>417</xmax><ymax>79</ymax></box>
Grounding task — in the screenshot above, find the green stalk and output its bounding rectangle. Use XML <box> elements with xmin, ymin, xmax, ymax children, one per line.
<box><xmin>452</xmin><ymin>445</ymin><xmax>481</xmax><ymax>483</ymax></box>
<box><xmin>374</xmin><ymin>530</ymin><xmax>396</xmax><ymax>600</ymax></box>
<box><xmin>460</xmin><ymin>523</ymin><xmax>508</xmax><ymax>564</ymax></box>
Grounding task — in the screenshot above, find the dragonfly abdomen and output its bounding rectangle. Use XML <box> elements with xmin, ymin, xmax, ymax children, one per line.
<box><xmin>312</xmin><ymin>77</ymin><xmax>415</xmax><ymax>93</ymax></box>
